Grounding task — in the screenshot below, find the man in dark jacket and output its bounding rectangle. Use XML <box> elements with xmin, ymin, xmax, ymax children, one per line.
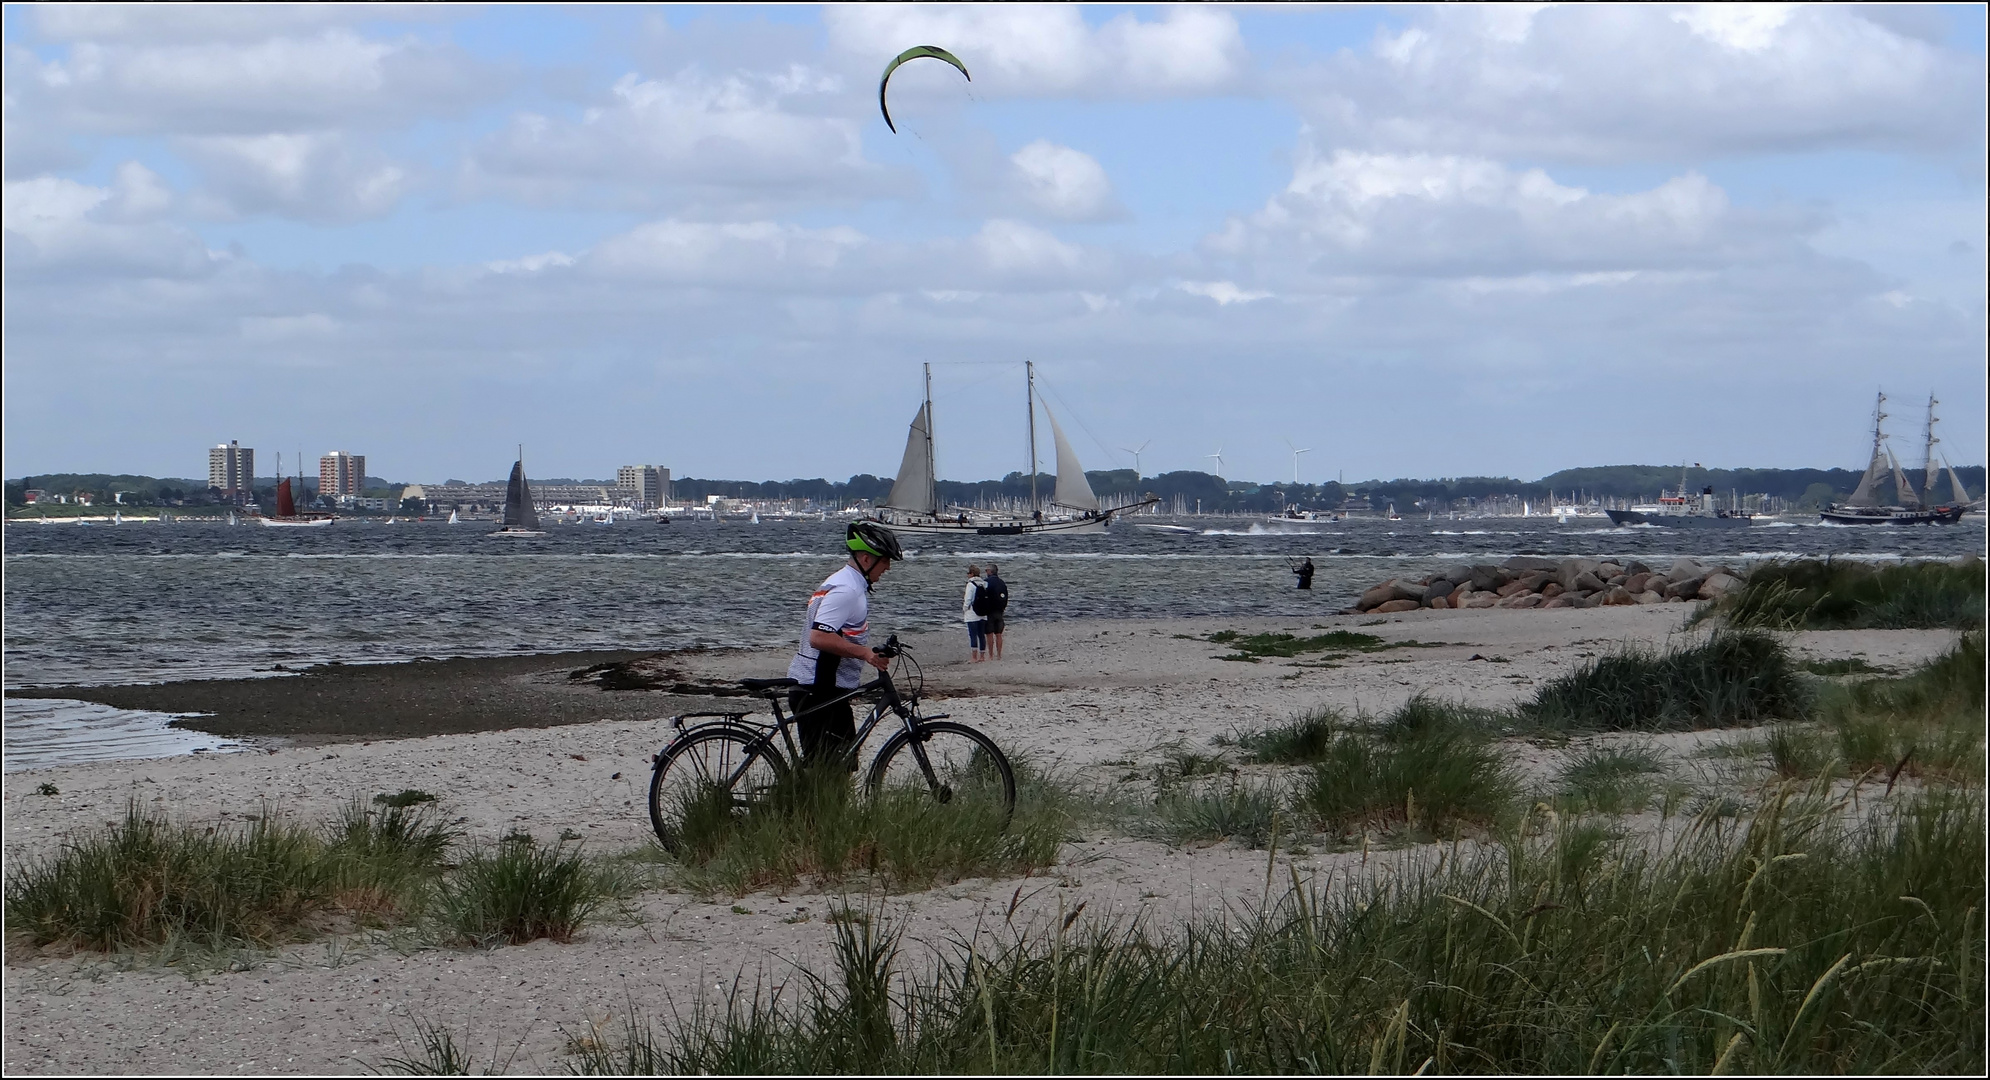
<box><xmin>981</xmin><ymin>563</ymin><xmax>1010</xmax><ymax>659</ymax></box>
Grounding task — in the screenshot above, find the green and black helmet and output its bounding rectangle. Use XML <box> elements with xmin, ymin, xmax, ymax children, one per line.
<box><xmin>847</xmin><ymin>520</ymin><xmax>904</xmax><ymax>561</ymax></box>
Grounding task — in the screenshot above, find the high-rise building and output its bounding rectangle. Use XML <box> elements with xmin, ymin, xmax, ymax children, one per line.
<box><xmin>319</xmin><ymin>451</ymin><xmax>367</xmax><ymax>499</ymax></box>
<box><xmin>208</xmin><ymin>441</ymin><xmax>254</xmax><ymax>504</ymax></box>
<box><xmin>617</xmin><ymin>465</ymin><xmax>670</xmax><ymax>509</ymax></box>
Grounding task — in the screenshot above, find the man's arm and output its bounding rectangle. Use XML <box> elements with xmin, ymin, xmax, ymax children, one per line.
<box><xmin>810</xmin><ymin>628</ymin><xmax>889</xmax><ymax>671</ymax></box>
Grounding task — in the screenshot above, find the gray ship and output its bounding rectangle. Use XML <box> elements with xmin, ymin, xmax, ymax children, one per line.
<box><xmin>1605</xmin><ymin>465</ymin><xmax>1754</xmax><ymax>529</ymax></box>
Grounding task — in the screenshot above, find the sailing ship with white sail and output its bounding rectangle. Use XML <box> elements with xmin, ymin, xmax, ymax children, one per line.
<box><xmin>1821</xmin><ymin>392</ymin><xmax>1967</xmax><ymax>525</ymax></box>
<box><xmin>872</xmin><ymin>362</ymin><xmax>1156</xmax><ymax>536</ymax></box>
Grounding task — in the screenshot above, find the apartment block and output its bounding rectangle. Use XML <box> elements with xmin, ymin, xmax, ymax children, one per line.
<box><xmin>319</xmin><ymin>451</ymin><xmax>367</xmax><ymax>499</ymax></box>
<box><xmin>617</xmin><ymin>465</ymin><xmax>671</xmax><ymax>509</ymax></box>
<box><xmin>208</xmin><ymin>441</ymin><xmax>254</xmax><ymax>503</ymax></box>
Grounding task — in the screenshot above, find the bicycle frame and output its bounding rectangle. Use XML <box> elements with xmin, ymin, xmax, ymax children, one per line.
<box><xmin>659</xmin><ymin>671</ymin><xmax>953</xmax><ymax>793</ymax></box>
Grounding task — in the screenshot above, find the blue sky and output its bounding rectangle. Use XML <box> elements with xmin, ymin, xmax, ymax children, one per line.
<box><xmin>4</xmin><ymin>3</ymin><xmax>1984</xmax><ymax>485</ymax></box>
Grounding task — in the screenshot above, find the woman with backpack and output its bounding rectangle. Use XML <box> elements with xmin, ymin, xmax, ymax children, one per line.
<box><xmin>962</xmin><ymin>564</ymin><xmax>989</xmax><ymax>662</ymax></box>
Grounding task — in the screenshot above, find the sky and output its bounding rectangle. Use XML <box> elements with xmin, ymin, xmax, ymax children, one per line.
<box><xmin>3</xmin><ymin>3</ymin><xmax>1985</xmax><ymax>486</ymax></box>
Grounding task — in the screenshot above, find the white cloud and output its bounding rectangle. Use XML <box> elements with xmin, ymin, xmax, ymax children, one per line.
<box><xmin>587</xmin><ymin>220</ymin><xmax>870</xmax><ymax>288</ymax></box>
<box><xmin>826</xmin><ymin>5</ymin><xmax>1245</xmax><ymax>99</ymax></box>
<box><xmin>2</xmin><ymin>172</ymin><xmax>219</xmax><ymax>277</ymax></box>
<box><xmin>484</xmin><ymin>251</ymin><xmax>576</xmax><ymax>275</ymax></box>
<box><xmin>1177</xmin><ymin>281</ymin><xmax>1272</xmax><ymax>305</ymax></box>
<box><xmin>241</xmin><ymin>313</ymin><xmax>338</xmax><ymax>342</ymax></box>
<box><xmin>1007</xmin><ymin>140</ymin><xmax>1118</xmax><ymax>221</ymax></box>
<box><xmin>32</xmin><ymin>4</ymin><xmax>460</xmax><ymax>44</ymax></box>
<box><xmin>177</xmin><ymin>132</ymin><xmax>413</xmax><ymax>222</ymax></box>
<box><xmin>1289</xmin><ymin>4</ymin><xmax>1983</xmax><ymax>162</ymax></box>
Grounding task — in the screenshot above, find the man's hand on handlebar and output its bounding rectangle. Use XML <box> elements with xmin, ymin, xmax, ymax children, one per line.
<box><xmin>869</xmin><ymin>633</ymin><xmax>902</xmax><ymax>671</ymax></box>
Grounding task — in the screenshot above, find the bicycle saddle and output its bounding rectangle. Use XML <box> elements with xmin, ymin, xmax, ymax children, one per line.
<box><xmin>737</xmin><ymin>677</ymin><xmax>799</xmax><ymax>694</ymax></box>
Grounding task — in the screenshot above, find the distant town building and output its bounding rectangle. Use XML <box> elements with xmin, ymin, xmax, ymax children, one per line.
<box><xmin>208</xmin><ymin>441</ymin><xmax>254</xmax><ymax>504</ymax></box>
<box><xmin>617</xmin><ymin>465</ymin><xmax>671</xmax><ymax>509</ymax></box>
<box><xmin>319</xmin><ymin>451</ymin><xmax>367</xmax><ymax>498</ymax></box>
<box><xmin>23</xmin><ymin>489</ymin><xmax>44</xmax><ymax>504</ymax></box>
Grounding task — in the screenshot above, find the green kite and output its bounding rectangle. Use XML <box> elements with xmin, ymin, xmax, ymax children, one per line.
<box><xmin>879</xmin><ymin>45</ymin><xmax>971</xmax><ymax>133</ymax></box>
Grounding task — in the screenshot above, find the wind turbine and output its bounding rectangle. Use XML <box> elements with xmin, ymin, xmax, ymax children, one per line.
<box><xmin>1286</xmin><ymin>439</ymin><xmax>1312</xmax><ymax>485</ymax></box>
<box><xmin>1206</xmin><ymin>447</ymin><xmax>1224</xmax><ymax>478</ymax></box>
<box><xmin>1119</xmin><ymin>440</ymin><xmax>1150</xmax><ymax>481</ymax></box>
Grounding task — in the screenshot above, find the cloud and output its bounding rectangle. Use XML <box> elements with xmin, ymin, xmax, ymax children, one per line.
<box><xmin>1205</xmin><ymin>148</ymin><xmax>1810</xmax><ymax>282</ymax></box>
<box><xmin>2</xmin><ymin>168</ymin><xmax>217</xmax><ymax>277</ymax></box>
<box><xmin>175</xmin><ymin>132</ymin><xmax>413</xmax><ymax>222</ymax></box>
<box><xmin>1178</xmin><ymin>281</ymin><xmax>1272</xmax><ymax>305</ymax></box>
<box><xmin>1007</xmin><ymin>140</ymin><xmax>1119</xmax><ymax>221</ymax></box>
<box><xmin>825</xmin><ymin>5</ymin><xmax>1246</xmax><ymax>99</ymax></box>
<box><xmin>30</xmin><ymin>4</ymin><xmax>462</xmax><ymax>44</ymax></box>
<box><xmin>465</xmin><ymin>66</ymin><xmax>903</xmax><ymax>211</ymax></box>
<box><xmin>1288</xmin><ymin>4</ymin><xmax>1984</xmax><ymax>162</ymax></box>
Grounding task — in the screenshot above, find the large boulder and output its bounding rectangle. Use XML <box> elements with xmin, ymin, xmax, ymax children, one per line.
<box><xmin>1575</xmin><ymin>592</ymin><xmax>1604</xmax><ymax>608</ymax></box>
<box><xmin>1699</xmin><ymin>572</ymin><xmax>1743</xmax><ymax>599</ymax></box>
<box><xmin>1542</xmin><ymin>594</ymin><xmax>1577</xmax><ymax>608</ymax></box>
<box><xmin>1665</xmin><ymin>576</ymin><xmax>1706</xmax><ymax>600</ymax></box>
<box><xmin>1669</xmin><ymin>558</ymin><xmax>1705</xmax><ymax>582</ymax></box>
<box><xmin>1496</xmin><ymin>579</ymin><xmax>1534</xmax><ymax>598</ymax></box>
<box><xmin>1373</xmin><ymin>598</ymin><xmax>1420</xmax><ymax>614</ymax></box>
<box><xmin>1625</xmin><ymin>560</ymin><xmax>1652</xmax><ymax>576</ymax></box>
<box><xmin>1635</xmin><ymin>590</ymin><xmax>1665</xmax><ymax>605</ymax></box>
<box><xmin>1498</xmin><ymin>592</ymin><xmax>1544</xmax><ymax>609</ymax></box>
<box><xmin>1557</xmin><ymin>558</ymin><xmax>1602</xmax><ymax>590</ymax></box>
<box><xmin>1426</xmin><ymin>578</ymin><xmax>1455</xmax><ymax>601</ymax></box>
<box><xmin>1644</xmin><ymin>575</ymin><xmax>1670</xmax><ymax>595</ymax></box>
<box><xmin>1602</xmin><ymin>586</ymin><xmax>1637</xmax><ymax>606</ymax></box>
<box><xmin>1540</xmin><ymin>581</ymin><xmax>1565</xmax><ymax>598</ymax></box>
<box><xmin>1442</xmin><ymin>564</ymin><xmax>1475</xmax><ymax>584</ymax></box>
<box><xmin>1469</xmin><ymin>565</ymin><xmax>1506</xmax><ymax>592</ymax></box>
<box><xmin>1623</xmin><ymin>572</ymin><xmax>1651</xmax><ymax>594</ymax></box>
<box><xmin>1358</xmin><ymin>584</ymin><xmax>1396</xmax><ymax>610</ymax></box>
<box><xmin>1502</xmin><ymin>556</ymin><xmax>1562</xmax><ymax>573</ymax></box>
<box><xmin>1598</xmin><ymin>562</ymin><xmax>1624</xmax><ymax>579</ymax></box>
<box><xmin>1425</xmin><ymin>591</ymin><xmax>1452</xmax><ymax>609</ymax></box>
<box><xmin>1573</xmin><ymin>570</ymin><xmax>1606</xmax><ymax>593</ymax></box>
<box><xmin>1389</xmin><ymin>578</ymin><xmax>1429</xmax><ymax>602</ymax></box>
<box><xmin>1464</xmin><ymin>593</ymin><xmax>1499</xmax><ymax>609</ymax></box>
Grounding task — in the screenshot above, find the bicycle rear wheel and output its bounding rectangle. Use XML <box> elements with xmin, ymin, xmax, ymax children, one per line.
<box><xmin>865</xmin><ymin>721</ymin><xmax>1016</xmax><ymax>824</ymax></box>
<box><xmin>649</xmin><ymin>727</ymin><xmax>786</xmax><ymax>855</ymax></box>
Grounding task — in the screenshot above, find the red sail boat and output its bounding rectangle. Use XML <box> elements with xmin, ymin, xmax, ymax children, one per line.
<box><xmin>261</xmin><ymin>452</ymin><xmax>336</xmax><ymax>528</ymax></box>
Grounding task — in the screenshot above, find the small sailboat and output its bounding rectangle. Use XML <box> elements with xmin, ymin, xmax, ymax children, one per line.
<box><xmin>490</xmin><ymin>448</ymin><xmax>545</xmax><ymax>536</ymax></box>
<box><xmin>227</xmin><ymin>510</ymin><xmax>239</xmax><ymax>526</ymax></box>
<box><xmin>447</xmin><ymin>509</ymin><xmax>460</xmax><ymax>525</ymax></box>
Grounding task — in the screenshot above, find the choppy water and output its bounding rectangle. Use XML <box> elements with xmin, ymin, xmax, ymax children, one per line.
<box><xmin>7</xmin><ymin>513</ymin><xmax>1981</xmax><ymax>690</ymax></box>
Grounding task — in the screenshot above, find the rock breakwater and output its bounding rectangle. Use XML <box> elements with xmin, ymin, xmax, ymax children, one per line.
<box><xmin>1352</xmin><ymin>556</ymin><xmax>1743</xmax><ymax>614</ymax></box>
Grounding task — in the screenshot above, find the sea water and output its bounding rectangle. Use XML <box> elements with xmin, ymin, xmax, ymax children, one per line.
<box><xmin>4</xmin><ymin>515</ymin><xmax>1981</xmax><ymax>767</ymax></box>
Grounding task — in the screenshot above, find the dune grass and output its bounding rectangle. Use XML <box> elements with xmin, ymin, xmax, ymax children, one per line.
<box><xmin>1765</xmin><ymin>632</ymin><xmax>1985</xmax><ymax>785</ymax></box>
<box><xmin>1554</xmin><ymin>741</ymin><xmax>1669</xmax><ymax>814</ymax></box>
<box><xmin>3</xmin><ymin>800</ymin><xmax>456</xmax><ymax>952</ymax></box>
<box><xmin>558</xmin><ymin>780</ymin><xmax>1984</xmax><ymax>1075</ymax></box>
<box><xmin>661</xmin><ymin>763</ymin><xmax>1068</xmax><ymax>897</ymax></box>
<box><xmin>1703</xmin><ymin>557</ymin><xmax>1984</xmax><ymax>631</ymax></box>
<box><xmin>1139</xmin><ymin>777</ymin><xmax>1284</xmax><ymax>848</ymax></box>
<box><xmin>438</xmin><ymin>832</ymin><xmax>618</xmax><ymax>946</ymax></box>
<box><xmin>1521</xmin><ymin>629</ymin><xmax>1810</xmax><ymax>733</ymax></box>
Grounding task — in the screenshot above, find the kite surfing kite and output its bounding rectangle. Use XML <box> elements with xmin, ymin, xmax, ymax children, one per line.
<box><xmin>878</xmin><ymin>45</ymin><xmax>970</xmax><ymax>133</ymax></box>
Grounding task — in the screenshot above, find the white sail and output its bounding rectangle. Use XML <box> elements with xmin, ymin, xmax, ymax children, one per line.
<box><xmin>883</xmin><ymin>403</ymin><xmax>936</xmax><ymax>515</ymax></box>
<box><xmin>1945</xmin><ymin>455</ymin><xmax>1972</xmax><ymax>505</ymax></box>
<box><xmin>1847</xmin><ymin>445</ymin><xmax>1887</xmax><ymax>507</ymax></box>
<box><xmin>1887</xmin><ymin>447</ymin><xmax>1921</xmax><ymax>508</ymax></box>
<box><xmin>1041</xmin><ymin>402</ymin><xmax>1099</xmax><ymax>512</ymax></box>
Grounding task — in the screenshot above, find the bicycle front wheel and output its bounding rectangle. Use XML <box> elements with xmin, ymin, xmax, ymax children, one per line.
<box><xmin>865</xmin><ymin>721</ymin><xmax>1016</xmax><ymax>825</ymax></box>
<box><xmin>649</xmin><ymin>727</ymin><xmax>786</xmax><ymax>855</ymax></box>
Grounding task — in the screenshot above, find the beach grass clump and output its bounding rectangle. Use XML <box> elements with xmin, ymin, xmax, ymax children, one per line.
<box><xmin>437</xmin><ymin>833</ymin><xmax>612</xmax><ymax>946</ymax></box>
<box><xmin>1228</xmin><ymin>705</ymin><xmax>1345</xmax><ymax>764</ymax></box>
<box><xmin>1706</xmin><ymin>557</ymin><xmax>1984</xmax><ymax>631</ymax></box>
<box><xmin>0</xmin><ymin>803</ymin><xmax>449</xmax><ymax>952</ymax></box>
<box><xmin>1772</xmin><ymin>632</ymin><xmax>1985</xmax><ymax>785</ymax></box>
<box><xmin>663</xmin><ymin>763</ymin><xmax>1065</xmax><ymax>897</ymax></box>
<box><xmin>562</xmin><ymin>782</ymin><xmax>1984</xmax><ymax>1076</ymax></box>
<box><xmin>1140</xmin><ymin>777</ymin><xmax>1283</xmax><ymax>848</ymax></box>
<box><xmin>1296</xmin><ymin>696</ymin><xmax>1518</xmax><ymax>835</ymax></box>
<box><xmin>1555</xmin><ymin>741</ymin><xmax>1667</xmax><ymax>813</ymax></box>
<box><xmin>1521</xmin><ymin>629</ymin><xmax>1809</xmax><ymax>733</ymax></box>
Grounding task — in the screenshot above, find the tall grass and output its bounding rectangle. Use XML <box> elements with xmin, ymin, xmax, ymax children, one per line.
<box><xmin>1706</xmin><ymin>557</ymin><xmax>1985</xmax><ymax>631</ymax></box>
<box><xmin>1140</xmin><ymin>778</ymin><xmax>1283</xmax><ymax>848</ymax></box>
<box><xmin>1773</xmin><ymin>632</ymin><xmax>1985</xmax><ymax>785</ymax></box>
<box><xmin>439</xmin><ymin>833</ymin><xmax>614</xmax><ymax>946</ymax></box>
<box><xmin>663</xmin><ymin>764</ymin><xmax>1066</xmax><ymax>897</ymax></box>
<box><xmin>1297</xmin><ymin>697</ymin><xmax>1518</xmax><ymax>834</ymax></box>
<box><xmin>1522</xmin><ymin>630</ymin><xmax>1809</xmax><ymax>733</ymax></box>
<box><xmin>4</xmin><ymin>800</ymin><xmax>454</xmax><ymax>951</ymax></box>
<box><xmin>1555</xmin><ymin>742</ymin><xmax>1667</xmax><ymax>814</ymax></box>
<box><xmin>566</xmin><ymin>782</ymin><xmax>1985</xmax><ymax>1075</ymax></box>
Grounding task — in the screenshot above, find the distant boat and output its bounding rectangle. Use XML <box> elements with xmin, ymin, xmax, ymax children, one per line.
<box><xmin>447</xmin><ymin>509</ymin><xmax>460</xmax><ymax>525</ymax></box>
<box><xmin>491</xmin><ymin>449</ymin><xmax>545</xmax><ymax>536</ymax></box>
<box><xmin>873</xmin><ymin>362</ymin><xmax>1155</xmax><ymax>536</ymax></box>
<box><xmin>227</xmin><ymin>510</ymin><xmax>239</xmax><ymax>526</ymax></box>
<box><xmin>1821</xmin><ymin>393</ymin><xmax>1965</xmax><ymax>526</ymax></box>
<box><xmin>261</xmin><ymin>463</ymin><xmax>336</xmax><ymax>529</ymax></box>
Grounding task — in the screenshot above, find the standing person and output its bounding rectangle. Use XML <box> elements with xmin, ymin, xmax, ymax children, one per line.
<box><xmin>1294</xmin><ymin>557</ymin><xmax>1315</xmax><ymax>590</ymax></box>
<box><xmin>786</xmin><ymin>522</ymin><xmax>900</xmax><ymax>766</ymax></box>
<box><xmin>981</xmin><ymin>562</ymin><xmax>1009</xmax><ymax>659</ymax></box>
<box><xmin>962</xmin><ymin>564</ymin><xmax>989</xmax><ymax>661</ymax></box>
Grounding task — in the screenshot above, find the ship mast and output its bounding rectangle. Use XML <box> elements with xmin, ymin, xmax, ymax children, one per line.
<box><xmin>922</xmin><ymin>363</ymin><xmax>936</xmax><ymax>514</ymax></box>
<box><xmin>1025</xmin><ymin>360</ymin><xmax>1039</xmax><ymax>512</ymax></box>
<box><xmin>1922</xmin><ymin>392</ymin><xmax>1940</xmax><ymax>500</ymax></box>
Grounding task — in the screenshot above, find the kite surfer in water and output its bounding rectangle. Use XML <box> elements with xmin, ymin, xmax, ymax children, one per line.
<box><xmin>1290</xmin><ymin>557</ymin><xmax>1315</xmax><ymax>590</ymax></box>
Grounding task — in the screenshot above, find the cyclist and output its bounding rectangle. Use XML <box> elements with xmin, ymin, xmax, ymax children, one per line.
<box><xmin>786</xmin><ymin>521</ymin><xmax>902</xmax><ymax>763</ymax></box>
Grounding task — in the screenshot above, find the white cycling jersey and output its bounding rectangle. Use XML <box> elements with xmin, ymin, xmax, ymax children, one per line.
<box><xmin>787</xmin><ymin>563</ymin><xmax>870</xmax><ymax>689</ymax></box>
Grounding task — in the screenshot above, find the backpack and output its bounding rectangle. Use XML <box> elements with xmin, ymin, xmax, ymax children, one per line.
<box><xmin>983</xmin><ymin>578</ymin><xmax>1008</xmax><ymax>615</ymax></box>
<box><xmin>971</xmin><ymin>582</ymin><xmax>992</xmax><ymax>617</ymax></box>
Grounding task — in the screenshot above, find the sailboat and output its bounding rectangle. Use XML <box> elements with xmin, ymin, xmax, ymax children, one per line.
<box><xmin>490</xmin><ymin>448</ymin><xmax>545</xmax><ymax>536</ymax></box>
<box><xmin>872</xmin><ymin>362</ymin><xmax>1156</xmax><ymax>536</ymax></box>
<box><xmin>261</xmin><ymin>452</ymin><xmax>336</xmax><ymax>527</ymax></box>
<box><xmin>447</xmin><ymin>509</ymin><xmax>460</xmax><ymax>525</ymax></box>
<box><xmin>1821</xmin><ymin>392</ymin><xmax>1965</xmax><ymax>525</ymax></box>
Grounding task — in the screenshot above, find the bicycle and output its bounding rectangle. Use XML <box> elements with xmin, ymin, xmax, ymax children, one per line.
<box><xmin>646</xmin><ymin>636</ymin><xmax>1016</xmax><ymax>853</ymax></box>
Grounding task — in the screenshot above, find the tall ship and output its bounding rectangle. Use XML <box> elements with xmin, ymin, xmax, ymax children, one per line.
<box><xmin>872</xmin><ymin>362</ymin><xmax>1155</xmax><ymax>536</ymax></box>
<box><xmin>489</xmin><ymin>448</ymin><xmax>545</xmax><ymax>536</ymax></box>
<box><xmin>260</xmin><ymin>452</ymin><xmax>336</xmax><ymax>527</ymax></box>
<box><xmin>1820</xmin><ymin>392</ymin><xmax>1967</xmax><ymax>526</ymax></box>
<box><xmin>1605</xmin><ymin>464</ymin><xmax>1754</xmax><ymax>529</ymax></box>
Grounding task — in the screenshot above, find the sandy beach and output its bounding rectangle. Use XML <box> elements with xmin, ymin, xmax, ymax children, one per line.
<box><xmin>2</xmin><ymin>606</ymin><xmax>1962</xmax><ymax>1075</ymax></box>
